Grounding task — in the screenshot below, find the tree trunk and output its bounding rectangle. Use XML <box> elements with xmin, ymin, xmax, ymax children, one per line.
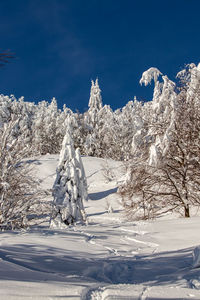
<box><xmin>184</xmin><ymin>205</ymin><xmax>190</xmax><ymax>218</ymax></box>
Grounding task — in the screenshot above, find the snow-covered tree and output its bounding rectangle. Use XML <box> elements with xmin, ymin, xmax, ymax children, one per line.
<box><xmin>50</xmin><ymin>122</ymin><xmax>87</xmax><ymax>228</ymax></box>
<box><xmin>32</xmin><ymin>98</ymin><xmax>64</xmax><ymax>155</ymax></box>
<box><xmin>88</xmin><ymin>78</ymin><xmax>103</xmax><ymax>112</ymax></box>
<box><xmin>10</xmin><ymin>97</ymin><xmax>35</xmax><ymax>153</ymax></box>
<box><xmin>0</xmin><ymin>119</ymin><xmax>47</xmax><ymax>230</ymax></box>
<box><xmin>32</xmin><ymin>100</ymin><xmax>48</xmax><ymax>154</ymax></box>
<box><xmin>0</xmin><ymin>95</ymin><xmax>12</xmax><ymax>127</ymax></box>
<box><xmin>120</xmin><ymin>64</ymin><xmax>200</xmax><ymax>219</ymax></box>
<box><xmin>84</xmin><ymin>79</ymin><xmax>104</xmax><ymax>156</ymax></box>
<box><xmin>69</xmin><ymin>111</ymin><xmax>88</xmax><ymax>155</ymax></box>
<box><xmin>139</xmin><ymin>67</ymin><xmax>177</xmax><ymax>165</ymax></box>
<box><xmin>110</xmin><ymin>99</ymin><xmax>143</xmax><ymax>161</ymax></box>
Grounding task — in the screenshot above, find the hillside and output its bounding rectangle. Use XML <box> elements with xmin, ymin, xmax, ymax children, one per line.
<box><xmin>0</xmin><ymin>155</ymin><xmax>200</xmax><ymax>299</ymax></box>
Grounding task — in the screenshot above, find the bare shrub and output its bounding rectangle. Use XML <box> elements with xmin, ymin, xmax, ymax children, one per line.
<box><xmin>101</xmin><ymin>160</ymin><xmax>116</xmax><ymax>183</ymax></box>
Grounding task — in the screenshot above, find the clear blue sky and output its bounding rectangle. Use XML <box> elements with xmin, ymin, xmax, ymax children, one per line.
<box><xmin>0</xmin><ymin>0</ymin><xmax>200</xmax><ymax>111</ymax></box>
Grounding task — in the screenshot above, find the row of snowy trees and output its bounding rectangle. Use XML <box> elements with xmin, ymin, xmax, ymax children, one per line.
<box><xmin>0</xmin><ymin>95</ymin><xmax>73</xmax><ymax>155</ymax></box>
<box><xmin>0</xmin><ymin>79</ymin><xmax>144</xmax><ymax>161</ymax></box>
<box><xmin>0</xmin><ymin>62</ymin><xmax>200</xmax><ymax>229</ymax></box>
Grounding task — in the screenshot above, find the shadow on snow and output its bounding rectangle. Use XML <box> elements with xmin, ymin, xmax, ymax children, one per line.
<box><xmin>0</xmin><ymin>231</ymin><xmax>198</xmax><ymax>288</ymax></box>
<box><xmin>89</xmin><ymin>187</ymin><xmax>118</xmax><ymax>201</ymax></box>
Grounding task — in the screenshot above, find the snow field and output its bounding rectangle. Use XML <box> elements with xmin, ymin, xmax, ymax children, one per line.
<box><xmin>0</xmin><ymin>155</ymin><xmax>200</xmax><ymax>299</ymax></box>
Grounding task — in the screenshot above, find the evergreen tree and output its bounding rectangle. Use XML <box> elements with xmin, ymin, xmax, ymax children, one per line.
<box><xmin>88</xmin><ymin>78</ymin><xmax>103</xmax><ymax>112</ymax></box>
<box><xmin>50</xmin><ymin>122</ymin><xmax>87</xmax><ymax>228</ymax></box>
<box><xmin>84</xmin><ymin>79</ymin><xmax>103</xmax><ymax>156</ymax></box>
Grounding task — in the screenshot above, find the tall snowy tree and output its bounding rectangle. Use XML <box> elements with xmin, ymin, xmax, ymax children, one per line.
<box><xmin>50</xmin><ymin>121</ymin><xmax>87</xmax><ymax>228</ymax></box>
<box><xmin>88</xmin><ymin>78</ymin><xmax>103</xmax><ymax>112</ymax></box>
<box><xmin>84</xmin><ymin>79</ymin><xmax>104</xmax><ymax>156</ymax></box>
<box><xmin>139</xmin><ymin>67</ymin><xmax>177</xmax><ymax>165</ymax></box>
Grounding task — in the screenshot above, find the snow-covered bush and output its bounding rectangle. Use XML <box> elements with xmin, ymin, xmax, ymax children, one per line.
<box><xmin>0</xmin><ymin>119</ymin><xmax>48</xmax><ymax>230</ymax></box>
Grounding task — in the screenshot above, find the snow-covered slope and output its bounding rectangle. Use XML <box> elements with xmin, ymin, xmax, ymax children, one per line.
<box><xmin>0</xmin><ymin>155</ymin><xmax>200</xmax><ymax>300</ymax></box>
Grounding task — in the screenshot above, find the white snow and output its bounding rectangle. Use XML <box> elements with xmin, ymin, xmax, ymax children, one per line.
<box><xmin>0</xmin><ymin>154</ymin><xmax>200</xmax><ymax>299</ymax></box>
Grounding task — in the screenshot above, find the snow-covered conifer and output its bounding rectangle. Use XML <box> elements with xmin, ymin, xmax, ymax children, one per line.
<box><xmin>84</xmin><ymin>79</ymin><xmax>104</xmax><ymax>156</ymax></box>
<box><xmin>50</xmin><ymin>121</ymin><xmax>87</xmax><ymax>228</ymax></box>
<box><xmin>88</xmin><ymin>78</ymin><xmax>103</xmax><ymax>112</ymax></box>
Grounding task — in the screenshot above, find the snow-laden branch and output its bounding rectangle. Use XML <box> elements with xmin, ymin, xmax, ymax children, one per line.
<box><xmin>140</xmin><ymin>67</ymin><xmax>162</xmax><ymax>86</ymax></box>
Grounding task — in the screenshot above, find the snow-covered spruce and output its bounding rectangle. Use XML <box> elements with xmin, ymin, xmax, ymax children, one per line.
<box><xmin>88</xmin><ymin>78</ymin><xmax>103</xmax><ymax>112</ymax></box>
<box><xmin>50</xmin><ymin>124</ymin><xmax>87</xmax><ymax>228</ymax></box>
<box><xmin>84</xmin><ymin>78</ymin><xmax>103</xmax><ymax>156</ymax></box>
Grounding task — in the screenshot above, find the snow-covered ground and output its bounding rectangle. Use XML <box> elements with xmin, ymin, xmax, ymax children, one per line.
<box><xmin>0</xmin><ymin>155</ymin><xmax>200</xmax><ymax>300</ymax></box>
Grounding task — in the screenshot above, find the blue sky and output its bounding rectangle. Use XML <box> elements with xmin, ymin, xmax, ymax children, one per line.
<box><xmin>0</xmin><ymin>0</ymin><xmax>200</xmax><ymax>111</ymax></box>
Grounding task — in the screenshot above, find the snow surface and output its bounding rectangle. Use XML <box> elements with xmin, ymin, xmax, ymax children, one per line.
<box><xmin>0</xmin><ymin>154</ymin><xmax>200</xmax><ymax>299</ymax></box>
<box><xmin>193</xmin><ymin>246</ymin><xmax>200</xmax><ymax>269</ymax></box>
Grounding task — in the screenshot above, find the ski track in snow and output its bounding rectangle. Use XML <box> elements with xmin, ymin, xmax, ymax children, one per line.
<box><xmin>71</xmin><ymin>222</ymin><xmax>160</xmax><ymax>299</ymax></box>
<box><xmin>73</xmin><ymin>222</ymin><xmax>157</xmax><ymax>259</ymax></box>
<box><xmin>76</xmin><ymin>229</ymin><xmax>120</xmax><ymax>257</ymax></box>
<box><xmin>124</xmin><ymin>235</ymin><xmax>159</xmax><ymax>248</ymax></box>
<box><xmin>120</xmin><ymin>227</ymin><xmax>147</xmax><ymax>234</ymax></box>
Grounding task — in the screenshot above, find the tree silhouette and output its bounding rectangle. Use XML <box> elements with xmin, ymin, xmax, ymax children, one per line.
<box><xmin>0</xmin><ymin>51</ymin><xmax>15</xmax><ymax>67</ymax></box>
